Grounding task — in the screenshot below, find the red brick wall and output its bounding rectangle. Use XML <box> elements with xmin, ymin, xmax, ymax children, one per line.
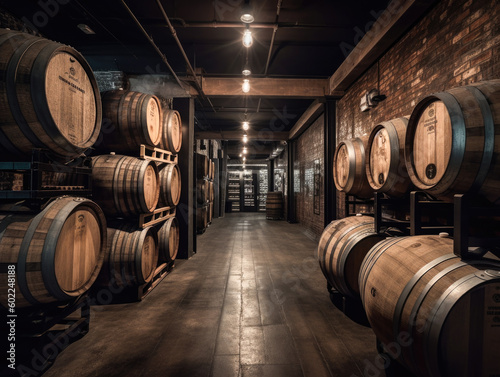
<box><xmin>336</xmin><ymin>0</ymin><xmax>500</xmax><ymax>216</ymax></box>
<box><xmin>295</xmin><ymin>115</ymin><xmax>325</xmax><ymax>239</ymax></box>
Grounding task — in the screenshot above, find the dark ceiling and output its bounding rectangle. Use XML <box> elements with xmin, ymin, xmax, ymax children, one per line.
<box><xmin>1</xmin><ymin>0</ymin><xmax>391</xmax><ymax>159</ymax></box>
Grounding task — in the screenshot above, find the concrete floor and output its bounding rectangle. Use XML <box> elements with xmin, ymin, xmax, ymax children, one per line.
<box><xmin>40</xmin><ymin>212</ymin><xmax>382</xmax><ymax>377</ymax></box>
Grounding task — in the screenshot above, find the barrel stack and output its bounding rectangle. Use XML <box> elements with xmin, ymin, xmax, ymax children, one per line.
<box><xmin>321</xmin><ymin>80</ymin><xmax>500</xmax><ymax>377</ymax></box>
<box><xmin>0</xmin><ymin>29</ymin><xmax>107</xmax><ymax>316</ymax></box>
<box><xmin>196</xmin><ymin>152</ymin><xmax>215</xmax><ymax>234</ymax></box>
<box><xmin>91</xmin><ymin>95</ymin><xmax>182</xmax><ymax>297</ymax></box>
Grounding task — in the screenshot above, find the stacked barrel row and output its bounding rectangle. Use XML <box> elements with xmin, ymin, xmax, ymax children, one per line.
<box><xmin>0</xmin><ymin>28</ymin><xmax>182</xmax><ymax>310</ymax></box>
<box><xmin>334</xmin><ymin>80</ymin><xmax>500</xmax><ymax>204</ymax></box>
<box><xmin>196</xmin><ymin>153</ymin><xmax>215</xmax><ymax>234</ymax></box>
<box><xmin>317</xmin><ymin>215</ymin><xmax>500</xmax><ymax>377</ymax></box>
<box><xmin>0</xmin><ymin>29</ymin><xmax>106</xmax><ymax>309</ymax></box>
<box><xmin>325</xmin><ymin>81</ymin><xmax>500</xmax><ymax>376</ymax></box>
<box><xmin>91</xmin><ymin>90</ymin><xmax>182</xmax><ymax>291</ymax></box>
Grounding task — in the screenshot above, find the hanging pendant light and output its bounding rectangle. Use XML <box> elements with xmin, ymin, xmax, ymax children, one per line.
<box><xmin>240</xmin><ymin>0</ymin><xmax>254</xmax><ymax>23</ymax></box>
<box><xmin>242</xmin><ymin>79</ymin><xmax>250</xmax><ymax>93</ymax></box>
<box><xmin>242</xmin><ymin>25</ymin><xmax>253</xmax><ymax>48</ymax></box>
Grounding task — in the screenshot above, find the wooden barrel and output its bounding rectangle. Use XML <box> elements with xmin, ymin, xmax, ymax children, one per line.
<box><xmin>196</xmin><ymin>153</ymin><xmax>209</xmax><ymax>179</ymax></box>
<box><xmin>208</xmin><ymin>202</ymin><xmax>213</xmax><ymax>223</ymax></box>
<box><xmin>158</xmin><ymin>163</ymin><xmax>181</xmax><ymax>207</ymax></box>
<box><xmin>197</xmin><ymin>205</ymin><xmax>208</xmax><ymax>232</ymax></box>
<box><xmin>266</xmin><ymin>191</ymin><xmax>283</xmax><ymax>219</ymax></box>
<box><xmin>210</xmin><ymin>160</ymin><xmax>215</xmax><ymax>180</ymax></box>
<box><xmin>209</xmin><ymin>181</ymin><xmax>214</xmax><ymax>202</ymax></box>
<box><xmin>159</xmin><ymin>109</ymin><xmax>182</xmax><ymax>153</ymax></box>
<box><xmin>0</xmin><ymin>196</ymin><xmax>107</xmax><ymax>308</ymax></box>
<box><xmin>317</xmin><ymin>215</ymin><xmax>385</xmax><ymax>298</ymax></box>
<box><xmin>197</xmin><ymin>179</ymin><xmax>209</xmax><ymax>204</ymax></box>
<box><xmin>334</xmin><ymin>136</ymin><xmax>373</xmax><ymax>198</ymax></box>
<box><xmin>359</xmin><ymin>235</ymin><xmax>500</xmax><ymax>377</ymax></box>
<box><xmin>405</xmin><ymin>81</ymin><xmax>500</xmax><ymax>203</ymax></box>
<box><xmin>102</xmin><ymin>222</ymin><xmax>158</xmax><ymax>287</ymax></box>
<box><xmin>366</xmin><ymin>117</ymin><xmax>411</xmax><ymax>197</ymax></box>
<box><xmin>157</xmin><ymin>217</ymin><xmax>179</xmax><ymax>264</ymax></box>
<box><xmin>0</xmin><ymin>29</ymin><xmax>102</xmax><ymax>160</ymax></box>
<box><xmin>99</xmin><ymin>90</ymin><xmax>162</xmax><ymax>153</ymax></box>
<box><xmin>91</xmin><ymin>154</ymin><xmax>160</xmax><ymax>217</ymax></box>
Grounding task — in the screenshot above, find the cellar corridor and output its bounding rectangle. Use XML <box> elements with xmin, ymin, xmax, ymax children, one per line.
<box><xmin>39</xmin><ymin>213</ymin><xmax>379</xmax><ymax>377</ymax></box>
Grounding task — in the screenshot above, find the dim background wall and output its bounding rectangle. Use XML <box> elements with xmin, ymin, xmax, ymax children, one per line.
<box><xmin>336</xmin><ymin>0</ymin><xmax>500</xmax><ymax>217</ymax></box>
<box><xmin>294</xmin><ymin>115</ymin><xmax>325</xmax><ymax>240</ymax></box>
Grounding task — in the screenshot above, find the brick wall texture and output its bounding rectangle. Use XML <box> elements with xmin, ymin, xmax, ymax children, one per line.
<box><xmin>335</xmin><ymin>0</ymin><xmax>500</xmax><ymax>216</ymax></box>
<box><xmin>274</xmin><ymin>146</ymin><xmax>288</xmax><ymax>219</ymax></box>
<box><xmin>295</xmin><ymin>115</ymin><xmax>325</xmax><ymax>239</ymax></box>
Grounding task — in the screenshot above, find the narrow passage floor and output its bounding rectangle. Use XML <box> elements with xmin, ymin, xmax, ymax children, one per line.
<box><xmin>43</xmin><ymin>212</ymin><xmax>381</xmax><ymax>377</ymax></box>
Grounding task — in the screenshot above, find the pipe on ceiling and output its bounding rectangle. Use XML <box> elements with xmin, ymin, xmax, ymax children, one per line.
<box><xmin>120</xmin><ymin>0</ymin><xmax>184</xmax><ymax>89</ymax></box>
<box><xmin>154</xmin><ymin>0</ymin><xmax>216</xmax><ymax>113</ymax></box>
<box><xmin>160</xmin><ymin>21</ymin><xmax>337</xmax><ymax>30</ymax></box>
<box><xmin>258</xmin><ymin>0</ymin><xmax>282</xmax><ymax>113</ymax></box>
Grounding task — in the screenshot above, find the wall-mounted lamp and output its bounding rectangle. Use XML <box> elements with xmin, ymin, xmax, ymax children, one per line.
<box><xmin>360</xmin><ymin>89</ymin><xmax>387</xmax><ymax>112</ymax></box>
<box><xmin>242</xmin><ymin>79</ymin><xmax>250</xmax><ymax>93</ymax></box>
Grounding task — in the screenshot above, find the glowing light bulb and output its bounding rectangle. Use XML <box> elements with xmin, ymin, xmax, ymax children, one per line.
<box><xmin>243</xmin><ymin>147</ymin><xmax>247</xmax><ymax>154</ymax></box>
<box><xmin>242</xmin><ymin>121</ymin><xmax>250</xmax><ymax>130</ymax></box>
<box><xmin>242</xmin><ymin>29</ymin><xmax>253</xmax><ymax>48</ymax></box>
<box><xmin>243</xmin><ymin>156</ymin><xmax>246</xmax><ymax>162</ymax></box>
<box><xmin>242</xmin><ymin>79</ymin><xmax>250</xmax><ymax>93</ymax></box>
<box><xmin>243</xmin><ymin>134</ymin><xmax>248</xmax><ymax>143</ymax></box>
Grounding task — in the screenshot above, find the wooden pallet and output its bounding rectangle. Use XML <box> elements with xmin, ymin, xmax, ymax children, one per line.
<box><xmin>139</xmin><ymin>206</ymin><xmax>176</xmax><ymax>228</ymax></box>
<box><xmin>138</xmin><ymin>261</ymin><xmax>175</xmax><ymax>300</ymax></box>
<box><xmin>139</xmin><ymin>144</ymin><xmax>177</xmax><ymax>164</ymax></box>
<box><xmin>1</xmin><ymin>296</ymin><xmax>91</xmax><ymax>376</ymax></box>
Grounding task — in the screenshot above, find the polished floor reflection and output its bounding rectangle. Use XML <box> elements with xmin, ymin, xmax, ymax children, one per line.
<box><xmin>43</xmin><ymin>213</ymin><xmax>380</xmax><ymax>377</ymax></box>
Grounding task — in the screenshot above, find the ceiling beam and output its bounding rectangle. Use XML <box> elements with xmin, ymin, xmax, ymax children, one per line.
<box><xmin>189</xmin><ymin>77</ymin><xmax>340</xmax><ymax>98</ymax></box>
<box><xmin>329</xmin><ymin>0</ymin><xmax>438</xmax><ymax>93</ymax></box>
<box><xmin>288</xmin><ymin>99</ymin><xmax>324</xmax><ymax>140</ymax></box>
<box><xmin>195</xmin><ymin>130</ymin><xmax>288</xmax><ymax>141</ymax></box>
<box><xmin>226</xmin><ymin>144</ymin><xmax>274</xmax><ymax>156</ymax></box>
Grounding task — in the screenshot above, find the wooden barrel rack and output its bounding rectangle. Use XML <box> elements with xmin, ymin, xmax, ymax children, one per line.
<box><xmin>87</xmin><ymin>143</ymin><xmax>179</xmax><ymax>303</ymax></box>
<box><xmin>334</xmin><ymin>191</ymin><xmax>500</xmax><ymax>376</ymax></box>
<box><xmin>0</xmin><ymin>149</ymin><xmax>92</xmax><ymax>203</ymax></box>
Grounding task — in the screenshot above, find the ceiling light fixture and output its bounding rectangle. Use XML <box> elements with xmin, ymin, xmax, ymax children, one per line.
<box><xmin>240</xmin><ymin>1</ymin><xmax>254</xmax><ymax>23</ymax></box>
<box><xmin>242</xmin><ymin>121</ymin><xmax>250</xmax><ymax>131</ymax></box>
<box><xmin>242</xmin><ymin>79</ymin><xmax>250</xmax><ymax>93</ymax></box>
<box><xmin>242</xmin><ymin>26</ymin><xmax>253</xmax><ymax>48</ymax></box>
<box><xmin>243</xmin><ymin>147</ymin><xmax>247</xmax><ymax>154</ymax></box>
<box><xmin>243</xmin><ymin>156</ymin><xmax>246</xmax><ymax>162</ymax></box>
<box><xmin>243</xmin><ymin>134</ymin><xmax>248</xmax><ymax>143</ymax></box>
<box><xmin>242</xmin><ymin>63</ymin><xmax>251</xmax><ymax>76</ymax></box>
